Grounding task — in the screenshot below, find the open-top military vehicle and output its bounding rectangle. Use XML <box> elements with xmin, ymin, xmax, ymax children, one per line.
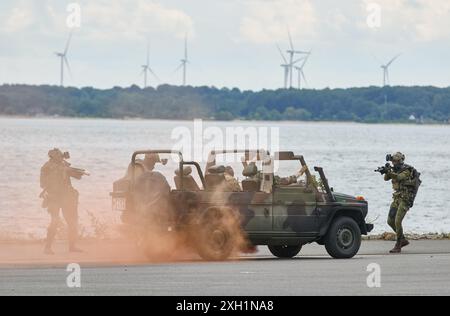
<box><xmin>111</xmin><ymin>150</ymin><xmax>373</xmax><ymax>261</ymax></box>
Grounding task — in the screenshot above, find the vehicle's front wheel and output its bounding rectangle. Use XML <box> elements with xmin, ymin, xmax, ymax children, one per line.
<box><xmin>268</xmin><ymin>245</ymin><xmax>302</xmax><ymax>258</ymax></box>
<box><xmin>324</xmin><ymin>216</ymin><xmax>361</xmax><ymax>259</ymax></box>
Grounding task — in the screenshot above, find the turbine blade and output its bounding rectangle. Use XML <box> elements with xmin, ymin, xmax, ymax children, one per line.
<box><xmin>64</xmin><ymin>31</ymin><xmax>73</xmax><ymax>55</ymax></box>
<box><xmin>292</xmin><ymin>57</ymin><xmax>305</xmax><ymax>65</ymax></box>
<box><xmin>64</xmin><ymin>56</ymin><xmax>72</xmax><ymax>77</ymax></box>
<box><xmin>173</xmin><ymin>63</ymin><xmax>184</xmax><ymax>74</ymax></box>
<box><xmin>301</xmin><ymin>53</ymin><xmax>311</xmax><ymax>67</ymax></box>
<box><xmin>387</xmin><ymin>53</ymin><xmax>401</xmax><ymax>67</ymax></box>
<box><xmin>288</xmin><ymin>29</ymin><xmax>294</xmax><ymax>51</ymax></box>
<box><xmin>301</xmin><ymin>70</ymin><xmax>308</xmax><ymax>87</ymax></box>
<box><xmin>148</xmin><ymin>68</ymin><xmax>160</xmax><ymax>82</ymax></box>
<box><xmin>277</xmin><ymin>45</ymin><xmax>288</xmax><ymax>64</ymax></box>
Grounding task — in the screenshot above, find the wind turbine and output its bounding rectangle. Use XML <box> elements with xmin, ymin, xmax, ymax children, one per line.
<box><xmin>294</xmin><ymin>52</ymin><xmax>311</xmax><ymax>89</ymax></box>
<box><xmin>277</xmin><ymin>44</ymin><xmax>307</xmax><ymax>89</ymax></box>
<box><xmin>55</xmin><ymin>32</ymin><xmax>73</xmax><ymax>87</ymax></box>
<box><xmin>141</xmin><ymin>43</ymin><xmax>159</xmax><ymax>88</ymax></box>
<box><xmin>277</xmin><ymin>45</ymin><xmax>290</xmax><ymax>88</ymax></box>
<box><xmin>381</xmin><ymin>54</ymin><xmax>401</xmax><ymax>87</ymax></box>
<box><xmin>174</xmin><ymin>35</ymin><xmax>189</xmax><ymax>86</ymax></box>
<box><xmin>286</xmin><ymin>30</ymin><xmax>309</xmax><ymax>88</ymax></box>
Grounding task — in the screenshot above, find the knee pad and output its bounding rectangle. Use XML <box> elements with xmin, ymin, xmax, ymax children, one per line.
<box><xmin>389</xmin><ymin>207</ymin><xmax>397</xmax><ymax>219</ymax></box>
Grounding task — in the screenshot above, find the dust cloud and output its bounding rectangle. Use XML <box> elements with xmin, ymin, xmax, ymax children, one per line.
<box><xmin>0</xmin><ymin>182</ymin><xmax>256</xmax><ymax>266</ymax></box>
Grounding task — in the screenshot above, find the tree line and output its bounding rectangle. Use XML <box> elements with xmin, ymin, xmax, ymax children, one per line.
<box><xmin>0</xmin><ymin>84</ymin><xmax>449</xmax><ymax>123</ymax></box>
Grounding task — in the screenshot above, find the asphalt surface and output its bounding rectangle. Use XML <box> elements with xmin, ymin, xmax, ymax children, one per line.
<box><xmin>0</xmin><ymin>240</ymin><xmax>449</xmax><ymax>296</ymax></box>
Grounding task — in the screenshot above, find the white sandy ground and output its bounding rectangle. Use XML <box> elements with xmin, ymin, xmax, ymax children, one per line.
<box><xmin>0</xmin><ymin>239</ymin><xmax>449</xmax><ymax>295</ymax></box>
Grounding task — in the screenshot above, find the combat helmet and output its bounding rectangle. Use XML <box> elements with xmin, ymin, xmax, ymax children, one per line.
<box><xmin>48</xmin><ymin>148</ymin><xmax>64</xmax><ymax>160</ymax></box>
<box><xmin>391</xmin><ymin>152</ymin><xmax>405</xmax><ymax>165</ymax></box>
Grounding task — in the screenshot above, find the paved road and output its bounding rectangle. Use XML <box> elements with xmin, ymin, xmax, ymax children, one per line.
<box><xmin>0</xmin><ymin>240</ymin><xmax>449</xmax><ymax>296</ymax></box>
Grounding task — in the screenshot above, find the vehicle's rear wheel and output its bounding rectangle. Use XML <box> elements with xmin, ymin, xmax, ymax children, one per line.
<box><xmin>194</xmin><ymin>208</ymin><xmax>238</xmax><ymax>261</ymax></box>
<box><xmin>324</xmin><ymin>216</ymin><xmax>361</xmax><ymax>259</ymax></box>
<box><xmin>268</xmin><ymin>245</ymin><xmax>302</xmax><ymax>258</ymax></box>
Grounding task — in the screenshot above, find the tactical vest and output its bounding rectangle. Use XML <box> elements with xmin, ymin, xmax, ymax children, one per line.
<box><xmin>394</xmin><ymin>164</ymin><xmax>422</xmax><ymax>207</ymax></box>
<box><xmin>40</xmin><ymin>160</ymin><xmax>72</xmax><ymax>195</ymax></box>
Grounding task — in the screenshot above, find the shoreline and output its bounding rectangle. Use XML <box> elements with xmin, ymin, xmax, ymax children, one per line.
<box><xmin>0</xmin><ymin>115</ymin><xmax>449</xmax><ymax>126</ymax></box>
<box><xmin>364</xmin><ymin>232</ymin><xmax>450</xmax><ymax>241</ymax></box>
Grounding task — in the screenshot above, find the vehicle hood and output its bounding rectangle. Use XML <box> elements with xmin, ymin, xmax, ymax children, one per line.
<box><xmin>332</xmin><ymin>192</ymin><xmax>364</xmax><ymax>203</ymax></box>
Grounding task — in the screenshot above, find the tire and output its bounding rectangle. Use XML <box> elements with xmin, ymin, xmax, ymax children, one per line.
<box><xmin>324</xmin><ymin>216</ymin><xmax>361</xmax><ymax>259</ymax></box>
<box><xmin>194</xmin><ymin>208</ymin><xmax>238</xmax><ymax>261</ymax></box>
<box><xmin>268</xmin><ymin>245</ymin><xmax>302</xmax><ymax>258</ymax></box>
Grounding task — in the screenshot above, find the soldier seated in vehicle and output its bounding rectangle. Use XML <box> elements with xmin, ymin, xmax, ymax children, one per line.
<box><xmin>224</xmin><ymin>166</ymin><xmax>242</xmax><ymax>192</ymax></box>
<box><xmin>242</xmin><ymin>162</ymin><xmax>261</xmax><ymax>192</ymax></box>
<box><xmin>205</xmin><ymin>165</ymin><xmax>227</xmax><ymax>191</ymax></box>
<box><xmin>274</xmin><ymin>165</ymin><xmax>309</xmax><ymax>187</ymax></box>
<box><xmin>123</xmin><ymin>153</ymin><xmax>163</xmax><ymax>180</ymax></box>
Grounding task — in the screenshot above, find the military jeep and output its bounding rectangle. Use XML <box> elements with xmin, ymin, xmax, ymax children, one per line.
<box><xmin>111</xmin><ymin>150</ymin><xmax>373</xmax><ymax>261</ymax></box>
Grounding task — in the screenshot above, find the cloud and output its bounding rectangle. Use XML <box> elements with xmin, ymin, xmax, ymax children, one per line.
<box><xmin>361</xmin><ymin>0</ymin><xmax>450</xmax><ymax>42</ymax></box>
<box><xmin>1</xmin><ymin>2</ymin><xmax>35</xmax><ymax>33</ymax></box>
<box><xmin>239</xmin><ymin>0</ymin><xmax>318</xmax><ymax>44</ymax></box>
<box><xmin>239</xmin><ymin>0</ymin><xmax>450</xmax><ymax>45</ymax></box>
<box><xmin>0</xmin><ymin>0</ymin><xmax>194</xmax><ymax>41</ymax></box>
<box><xmin>82</xmin><ymin>0</ymin><xmax>195</xmax><ymax>41</ymax></box>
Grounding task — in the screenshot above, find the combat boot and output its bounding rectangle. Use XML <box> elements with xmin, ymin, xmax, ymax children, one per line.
<box><xmin>389</xmin><ymin>241</ymin><xmax>402</xmax><ymax>254</ymax></box>
<box><xmin>399</xmin><ymin>238</ymin><xmax>410</xmax><ymax>249</ymax></box>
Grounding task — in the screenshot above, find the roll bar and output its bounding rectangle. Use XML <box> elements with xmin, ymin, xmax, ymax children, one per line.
<box><xmin>131</xmin><ymin>150</ymin><xmax>206</xmax><ymax>190</ymax></box>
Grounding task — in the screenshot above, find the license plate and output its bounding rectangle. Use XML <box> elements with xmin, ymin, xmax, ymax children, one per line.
<box><xmin>113</xmin><ymin>198</ymin><xmax>127</xmax><ymax>212</ymax></box>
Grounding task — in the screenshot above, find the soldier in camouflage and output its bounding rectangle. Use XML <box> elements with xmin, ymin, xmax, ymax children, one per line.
<box><xmin>383</xmin><ymin>152</ymin><xmax>413</xmax><ymax>254</ymax></box>
<box><xmin>224</xmin><ymin>166</ymin><xmax>242</xmax><ymax>192</ymax></box>
<box><xmin>40</xmin><ymin>149</ymin><xmax>84</xmax><ymax>255</ymax></box>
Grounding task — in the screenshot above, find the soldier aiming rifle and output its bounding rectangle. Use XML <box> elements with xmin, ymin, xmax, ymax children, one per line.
<box><xmin>375</xmin><ymin>152</ymin><xmax>421</xmax><ymax>254</ymax></box>
<box><xmin>40</xmin><ymin>149</ymin><xmax>89</xmax><ymax>254</ymax></box>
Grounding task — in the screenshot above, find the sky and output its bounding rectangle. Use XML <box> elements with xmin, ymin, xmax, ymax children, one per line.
<box><xmin>0</xmin><ymin>0</ymin><xmax>450</xmax><ymax>91</ymax></box>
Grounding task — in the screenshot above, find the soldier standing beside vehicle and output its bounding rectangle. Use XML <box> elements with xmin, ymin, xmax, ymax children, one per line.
<box><xmin>40</xmin><ymin>149</ymin><xmax>88</xmax><ymax>254</ymax></box>
<box><xmin>376</xmin><ymin>152</ymin><xmax>421</xmax><ymax>254</ymax></box>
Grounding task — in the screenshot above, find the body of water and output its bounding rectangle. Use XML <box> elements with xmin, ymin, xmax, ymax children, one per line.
<box><xmin>0</xmin><ymin>118</ymin><xmax>449</xmax><ymax>239</ymax></box>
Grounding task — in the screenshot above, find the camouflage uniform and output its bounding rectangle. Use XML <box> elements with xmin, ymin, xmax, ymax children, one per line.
<box><xmin>224</xmin><ymin>166</ymin><xmax>241</xmax><ymax>192</ymax></box>
<box><xmin>385</xmin><ymin>168</ymin><xmax>412</xmax><ymax>241</ymax></box>
<box><xmin>40</xmin><ymin>149</ymin><xmax>80</xmax><ymax>253</ymax></box>
<box><xmin>274</xmin><ymin>175</ymin><xmax>298</xmax><ymax>186</ymax></box>
<box><xmin>383</xmin><ymin>152</ymin><xmax>414</xmax><ymax>253</ymax></box>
